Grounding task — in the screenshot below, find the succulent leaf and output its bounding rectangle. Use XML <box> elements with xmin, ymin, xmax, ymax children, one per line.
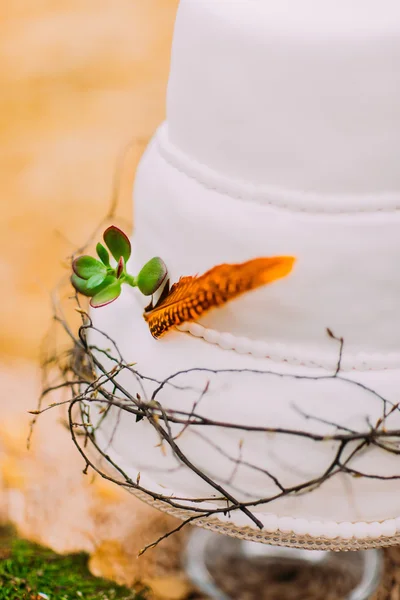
<box><xmin>71</xmin><ymin>274</ymin><xmax>93</xmax><ymax>296</ymax></box>
<box><xmin>71</xmin><ymin>273</ymin><xmax>114</xmax><ymax>297</ymax></box>
<box><xmin>86</xmin><ymin>272</ymin><xmax>107</xmax><ymax>290</ymax></box>
<box><xmin>103</xmin><ymin>226</ymin><xmax>131</xmax><ymax>263</ymax></box>
<box><xmin>72</xmin><ymin>255</ymin><xmax>106</xmax><ymax>280</ymax></box>
<box><xmin>90</xmin><ymin>280</ymin><xmax>122</xmax><ymax>308</ymax></box>
<box><xmin>96</xmin><ymin>242</ymin><xmax>110</xmax><ymax>266</ymax></box>
<box><xmin>137</xmin><ymin>257</ymin><xmax>168</xmax><ymax>296</ymax></box>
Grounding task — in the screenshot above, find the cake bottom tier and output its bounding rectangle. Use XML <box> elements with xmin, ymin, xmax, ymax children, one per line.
<box><xmin>90</xmin><ymin>287</ymin><xmax>400</xmax><ymax>542</ymax></box>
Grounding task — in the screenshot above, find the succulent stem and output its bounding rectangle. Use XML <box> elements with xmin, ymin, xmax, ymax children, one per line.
<box><xmin>125</xmin><ymin>274</ymin><xmax>137</xmax><ymax>287</ymax></box>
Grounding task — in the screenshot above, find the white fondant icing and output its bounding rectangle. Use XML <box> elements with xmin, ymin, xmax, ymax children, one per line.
<box><xmin>277</xmin><ymin>517</ymin><xmax>295</xmax><ymax>534</ymax></box>
<box><xmin>384</xmin><ymin>521</ymin><xmax>398</xmax><ymax>537</ymax></box>
<box><xmin>187</xmin><ymin>323</ymin><xmax>203</xmax><ymax>338</ymax></box>
<box><xmin>203</xmin><ymin>327</ymin><xmax>219</xmax><ymax>345</ymax></box>
<box><xmin>218</xmin><ymin>333</ymin><xmax>236</xmax><ymax>351</ymax></box>
<box><xmin>366</xmin><ymin>523</ymin><xmax>383</xmax><ymax>539</ymax></box>
<box><xmin>92</xmin><ymin>291</ymin><xmax>400</xmax><ymax>532</ymax></box>
<box><xmin>93</xmin><ymin>0</ymin><xmax>400</xmax><ymax>539</ymax></box>
<box><xmin>323</xmin><ymin>522</ymin><xmax>340</xmax><ymax>540</ymax></box>
<box><xmin>353</xmin><ymin>522</ymin><xmax>368</xmax><ymax>539</ymax></box>
<box><xmin>234</xmin><ymin>338</ymin><xmax>252</xmax><ymax>355</ymax></box>
<box><xmin>132</xmin><ymin>138</ymin><xmax>400</xmax><ymax>362</ymax></box>
<box><xmin>167</xmin><ymin>1</ymin><xmax>400</xmax><ymax>197</ymax></box>
<box><xmin>93</xmin><ymin>419</ymin><xmax>400</xmax><ymax>541</ymax></box>
<box><xmin>337</xmin><ymin>522</ymin><xmax>354</xmax><ymax>540</ymax></box>
<box><xmin>291</xmin><ymin>519</ymin><xmax>309</xmax><ymax>537</ymax></box>
<box><xmin>263</xmin><ymin>515</ymin><xmax>279</xmax><ymax>533</ymax></box>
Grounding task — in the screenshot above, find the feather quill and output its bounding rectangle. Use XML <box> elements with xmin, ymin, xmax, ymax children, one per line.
<box><xmin>144</xmin><ymin>256</ymin><xmax>295</xmax><ymax>339</ymax></box>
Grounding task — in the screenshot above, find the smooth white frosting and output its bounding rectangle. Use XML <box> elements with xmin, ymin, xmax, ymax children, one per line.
<box><xmin>131</xmin><ymin>135</ymin><xmax>400</xmax><ymax>365</ymax></box>
<box><xmin>92</xmin><ymin>290</ymin><xmax>400</xmax><ymax>531</ymax></box>
<box><xmin>167</xmin><ymin>0</ymin><xmax>400</xmax><ymax>196</ymax></box>
<box><xmin>93</xmin><ymin>0</ymin><xmax>400</xmax><ymax>537</ymax></box>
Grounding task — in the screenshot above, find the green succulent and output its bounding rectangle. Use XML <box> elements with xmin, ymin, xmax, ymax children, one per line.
<box><xmin>71</xmin><ymin>226</ymin><xmax>168</xmax><ymax>308</ymax></box>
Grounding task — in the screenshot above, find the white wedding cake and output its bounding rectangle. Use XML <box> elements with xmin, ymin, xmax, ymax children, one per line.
<box><xmin>93</xmin><ymin>0</ymin><xmax>400</xmax><ymax>542</ymax></box>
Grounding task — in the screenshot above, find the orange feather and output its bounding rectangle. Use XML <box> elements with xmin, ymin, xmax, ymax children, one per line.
<box><xmin>143</xmin><ymin>256</ymin><xmax>295</xmax><ymax>339</ymax></box>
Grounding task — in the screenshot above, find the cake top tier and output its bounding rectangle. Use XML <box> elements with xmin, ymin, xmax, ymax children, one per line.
<box><xmin>166</xmin><ymin>0</ymin><xmax>400</xmax><ymax>202</ymax></box>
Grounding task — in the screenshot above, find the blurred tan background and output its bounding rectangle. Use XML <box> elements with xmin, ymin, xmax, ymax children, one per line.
<box><xmin>0</xmin><ymin>3</ymin><xmax>201</xmax><ymax>597</ymax></box>
<box><xmin>1</xmin><ymin>0</ymin><xmax>178</xmax><ymax>359</ymax></box>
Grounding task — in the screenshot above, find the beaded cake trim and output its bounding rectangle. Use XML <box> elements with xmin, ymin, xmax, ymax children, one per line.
<box><xmin>107</xmin><ymin>444</ymin><xmax>400</xmax><ymax>546</ymax></box>
<box><xmin>98</xmin><ymin>435</ymin><xmax>400</xmax><ymax>546</ymax></box>
<box><xmin>131</xmin><ymin>485</ymin><xmax>400</xmax><ymax>548</ymax></box>
<box><xmin>176</xmin><ymin>322</ymin><xmax>400</xmax><ymax>372</ymax></box>
<box><xmin>157</xmin><ymin>124</ymin><xmax>400</xmax><ymax>215</ymax></box>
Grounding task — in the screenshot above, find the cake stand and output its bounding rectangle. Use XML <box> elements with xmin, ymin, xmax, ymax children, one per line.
<box><xmin>184</xmin><ymin>529</ymin><xmax>382</xmax><ymax>600</ymax></box>
<box><xmin>107</xmin><ymin>482</ymin><xmax>388</xmax><ymax>600</ymax></box>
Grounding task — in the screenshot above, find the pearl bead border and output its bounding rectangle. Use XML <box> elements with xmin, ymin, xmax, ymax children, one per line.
<box><xmin>256</xmin><ymin>515</ymin><xmax>400</xmax><ymax>540</ymax></box>
<box><xmin>176</xmin><ymin>321</ymin><xmax>400</xmax><ymax>372</ymax></box>
<box><xmin>157</xmin><ymin>123</ymin><xmax>400</xmax><ymax>215</ymax></box>
<box><xmin>96</xmin><ymin>432</ymin><xmax>400</xmax><ymax>542</ymax></box>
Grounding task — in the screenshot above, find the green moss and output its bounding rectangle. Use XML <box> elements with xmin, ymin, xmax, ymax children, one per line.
<box><xmin>0</xmin><ymin>526</ymin><xmax>147</xmax><ymax>600</ymax></box>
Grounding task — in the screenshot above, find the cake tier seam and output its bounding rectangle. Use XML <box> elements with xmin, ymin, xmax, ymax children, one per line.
<box><xmin>156</xmin><ymin>124</ymin><xmax>400</xmax><ymax>215</ymax></box>
<box><xmin>176</xmin><ymin>322</ymin><xmax>400</xmax><ymax>372</ymax></box>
